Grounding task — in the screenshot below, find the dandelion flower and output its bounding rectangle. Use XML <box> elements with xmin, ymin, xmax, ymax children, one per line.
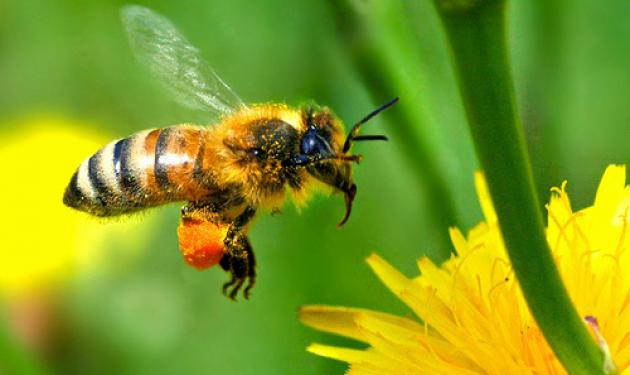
<box><xmin>300</xmin><ymin>165</ymin><xmax>630</xmax><ymax>374</ymax></box>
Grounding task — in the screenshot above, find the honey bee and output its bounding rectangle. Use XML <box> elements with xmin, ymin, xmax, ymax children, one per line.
<box><xmin>63</xmin><ymin>5</ymin><xmax>398</xmax><ymax>300</ymax></box>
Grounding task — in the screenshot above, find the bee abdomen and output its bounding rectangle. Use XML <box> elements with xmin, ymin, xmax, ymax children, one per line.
<box><xmin>63</xmin><ymin>126</ymin><xmax>212</xmax><ymax>217</ymax></box>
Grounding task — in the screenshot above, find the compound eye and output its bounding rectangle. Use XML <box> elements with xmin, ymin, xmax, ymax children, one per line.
<box><xmin>248</xmin><ymin>148</ymin><xmax>264</xmax><ymax>160</ymax></box>
<box><xmin>301</xmin><ymin>133</ymin><xmax>319</xmax><ymax>155</ymax></box>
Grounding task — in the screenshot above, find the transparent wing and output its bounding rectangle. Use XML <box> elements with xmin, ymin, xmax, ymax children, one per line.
<box><xmin>120</xmin><ymin>5</ymin><xmax>245</xmax><ymax>116</ymax></box>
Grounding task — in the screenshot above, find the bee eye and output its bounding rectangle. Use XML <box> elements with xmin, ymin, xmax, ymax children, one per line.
<box><xmin>302</xmin><ymin>135</ymin><xmax>318</xmax><ymax>154</ymax></box>
<box><xmin>301</xmin><ymin>130</ymin><xmax>332</xmax><ymax>156</ymax></box>
<box><xmin>248</xmin><ymin>148</ymin><xmax>263</xmax><ymax>160</ymax></box>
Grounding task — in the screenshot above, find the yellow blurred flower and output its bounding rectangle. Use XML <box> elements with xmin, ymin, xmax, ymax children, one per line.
<box><xmin>300</xmin><ymin>165</ymin><xmax>630</xmax><ymax>375</ymax></box>
<box><xmin>0</xmin><ymin>117</ymin><xmax>154</xmax><ymax>297</ymax></box>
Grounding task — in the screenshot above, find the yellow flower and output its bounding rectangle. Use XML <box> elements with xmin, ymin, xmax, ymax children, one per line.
<box><xmin>0</xmin><ymin>117</ymin><xmax>155</xmax><ymax>297</ymax></box>
<box><xmin>300</xmin><ymin>165</ymin><xmax>630</xmax><ymax>374</ymax></box>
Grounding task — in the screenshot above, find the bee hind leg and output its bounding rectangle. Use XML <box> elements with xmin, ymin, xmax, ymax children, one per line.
<box><xmin>243</xmin><ymin>237</ymin><xmax>256</xmax><ymax>299</ymax></box>
<box><xmin>219</xmin><ymin>255</ymin><xmax>238</xmax><ymax>294</ymax></box>
<box><xmin>219</xmin><ymin>251</ymin><xmax>245</xmax><ymax>300</ymax></box>
<box><xmin>220</xmin><ymin>207</ymin><xmax>257</xmax><ymax>300</ymax></box>
<box><xmin>220</xmin><ymin>235</ymin><xmax>256</xmax><ymax>300</ymax></box>
<box><xmin>226</xmin><ymin>253</ymin><xmax>247</xmax><ymax>300</ymax></box>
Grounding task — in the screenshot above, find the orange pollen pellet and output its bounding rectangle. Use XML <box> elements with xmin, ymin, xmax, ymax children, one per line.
<box><xmin>177</xmin><ymin>218</ymin><xmax>228</xmax><ymax>270</ymax></box>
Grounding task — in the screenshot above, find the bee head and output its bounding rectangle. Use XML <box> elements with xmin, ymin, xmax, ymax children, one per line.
<box><xmin>293</xmin><ymin>98</ymin><xmax>398</xmax><ymax>227</ymax></box>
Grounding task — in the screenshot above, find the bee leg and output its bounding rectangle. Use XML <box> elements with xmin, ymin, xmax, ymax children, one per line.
<box><xmin>242</xmin><ymin>237</ymin><xmax>256</xmax><ymax>299</ymax></box>
<box><xmin>219</xmin><ymin>254</ymin><xmax>237</xmax><ymax>295</ymax></box>
<box><xmin>219</xmin><ymin>240</ymin><xmax>250</xmax><ymax>300</ymax></box>
<box><xmin>228</xmin><ymin>251</ymin><xmax>248</xmax><ymax>300</ymax></box>
<box><xmin>180</xmin><ymin>203</ymin><xmax>221</xmax><ymax>222</ymax></box>
<box><xmin>224</xmin><ymin>206</ymin><xmax>256</xmax><ymax>249</ymax></box>
<box><xmin>219</xmin><ymin>237</ymin><xmax>256</xmax><ymax>300</ymax></box>
<box><xmin>219</xmin><ymin>233</ymin><xmax>252</xmax><ymax>300</ymax></box>
<box><xmin>220</xmin><ymin>253</ymin><xmax>243</xmax><ymax>299</ymax></box>
<box><xmin>219</xmin><ymin>207</ymin><xmax>257</xmax><ymax>300</ymax></box>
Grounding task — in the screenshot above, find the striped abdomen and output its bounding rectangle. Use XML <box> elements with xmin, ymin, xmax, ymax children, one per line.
<box><xmin>63</xmin><ymin>125</ymin><xmax>213</xmax><ymax>217</ymax></box>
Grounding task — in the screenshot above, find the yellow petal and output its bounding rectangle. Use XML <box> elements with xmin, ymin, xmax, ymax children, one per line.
<box><xmin>448</xmin><ymin>227</ymin><xmax>469</xmax><ymax>257</ymax></box>
<box><xmin>299</xmin><ymin>305</ymin><xmax>420</xmax><ymax>343</ymax></box>
<box><xmin>592</xmin><ymin>165</ymin><xmax>627</xmax><ymax>229</ymax></box>
<box><xmin>307</xmin><ymin>343</ymin><xmax>371</xmax><ymax>363</ymax></box>
<box><xmin>355</xmin><ymin>313</ymin><xmax>423</xmax><ymax>346</ymax></box>
<box><xmin>474</xmin><ymin>171</ymin><xmax>497</xmax><ymax>224</ymax></box>
<box><xmin>594</xmin><ymin>165</ymin><xmax>626</xmax><ymax>211</ymax></box>
<box><xmin>365</xmin><ymin>253</ymin><xmax>413</xmax><ymax>301</ymax></box>
<box><xmin>612</xmin><ymin>188</ymin><xmax>630</xmax><ymax>227</ymax></box>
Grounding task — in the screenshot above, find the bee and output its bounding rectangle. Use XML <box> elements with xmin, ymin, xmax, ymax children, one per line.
<box><xmin>63</xmin><ymin>5</ymin><xmax>398</xmax><ymax>300</ymax></box>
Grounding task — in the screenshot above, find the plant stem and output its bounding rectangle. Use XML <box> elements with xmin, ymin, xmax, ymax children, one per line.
<box><xmin>433</xmin><ymin>0</ymin><xmax>608</xmax><ymax>373</ymax></box>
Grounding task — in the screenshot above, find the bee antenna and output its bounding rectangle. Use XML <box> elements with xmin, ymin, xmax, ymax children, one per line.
<box><xmin>351</xmin><ymin>135</ymin><xmax>389</xmax><ymax>142</ymax></box>
<box><xmin>343</xmin><ymin>97</ymin><xmax>399</xmax><ymax>153</ymax></box>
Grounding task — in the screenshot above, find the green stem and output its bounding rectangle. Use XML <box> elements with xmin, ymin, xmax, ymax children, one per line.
<box><xmin>327</xmin><ymin>0</ymin><xmax>461</xmax><ymax>259</ymax></box>
<box><xmin>433</xmin><ymin>0</ymin><xmax>608</xmax><ymax>373</ymax></box>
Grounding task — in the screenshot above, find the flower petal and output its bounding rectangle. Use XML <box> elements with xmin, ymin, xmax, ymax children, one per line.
<box><xmin>474</xmin><ymin>171</ymin><xmax>497</xmax><ymax>224</ymax></box>
<box><xmin>307</xmin><ymin>343</ymin><xmax>371</xmax><ymax>363</ymax></box>
<box><xmin>365</xmin><ymin>253</ymin><xmax>412</xmax><ymax>297</ymax></box>
<box><xmin>299</xmin><ymin>305</ymin><xmax>419</xmax><ymax>343</ymax></box>
<box><xmin>595</xmin><ymin>165</ymin><xmax>626</xmax><ymax>212</ymax></box>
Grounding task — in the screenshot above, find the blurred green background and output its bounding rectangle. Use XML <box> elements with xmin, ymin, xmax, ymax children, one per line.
<box><xmin>0</xmin><ymin>0</ymin><xmax>628</xmax><ymax>374</ymax></box>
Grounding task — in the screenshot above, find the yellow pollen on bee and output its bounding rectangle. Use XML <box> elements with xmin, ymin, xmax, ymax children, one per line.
<box><xmin>279</xmin><ymin>110</ymin><xmax>303</xmax><ymax>130</ymax></box>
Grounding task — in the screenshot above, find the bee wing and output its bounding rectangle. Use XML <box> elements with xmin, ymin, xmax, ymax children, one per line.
<box><xmin>120</xmin><ymin>5</ymin><xmax>245</xmax><ymax>116</ymax></box>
